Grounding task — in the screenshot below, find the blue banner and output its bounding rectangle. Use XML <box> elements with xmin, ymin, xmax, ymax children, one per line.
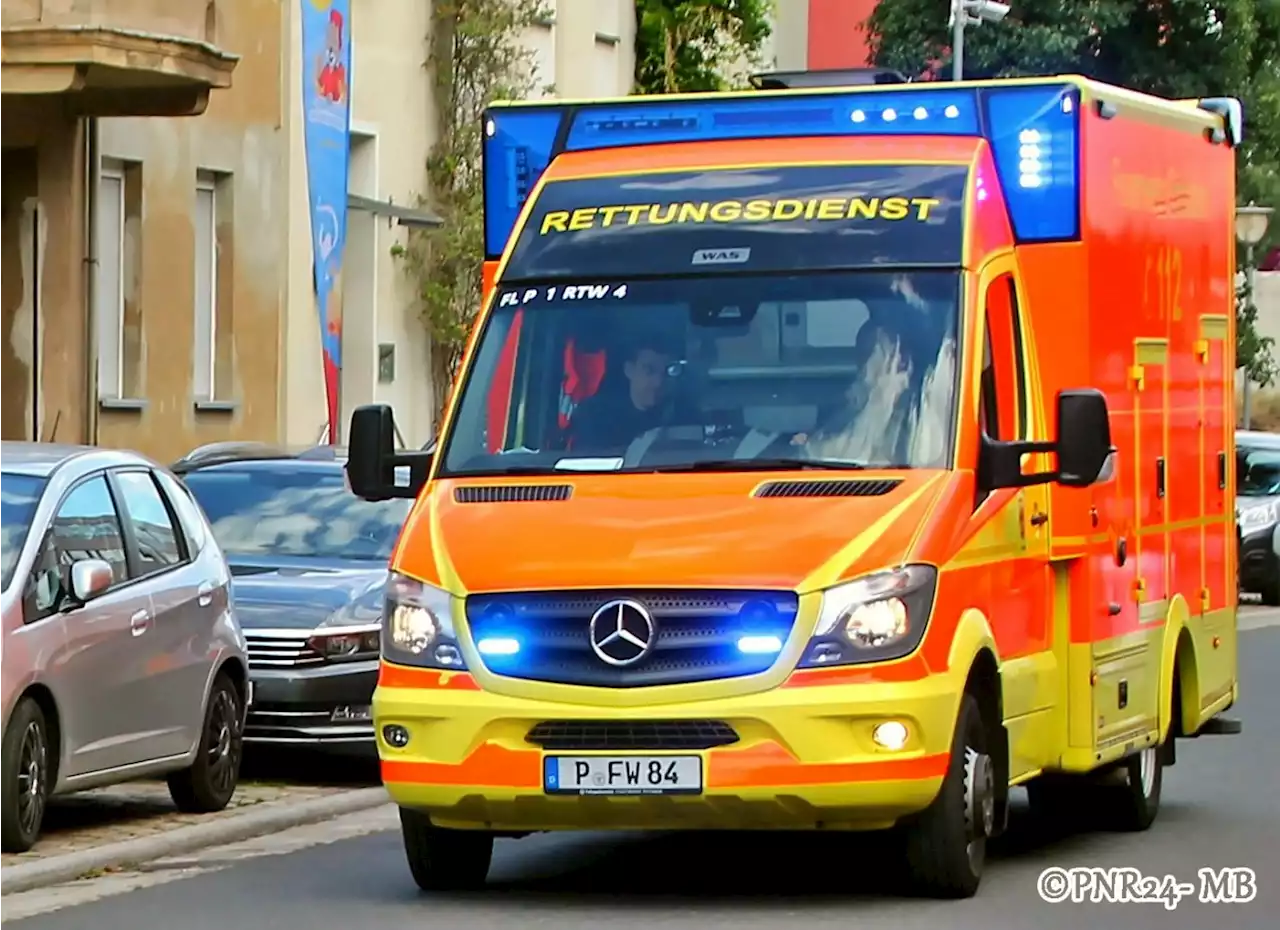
<box><xmin>300</xmin><ymin>0</ymin><xmax>352</xmax><ymax>437</ymax></box>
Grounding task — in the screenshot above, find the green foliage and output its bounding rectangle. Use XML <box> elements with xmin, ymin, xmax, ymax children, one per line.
<box><xmin>393</xmin><ymin>0</ymin><xmax>547</xmax><ymax>418</ymax></box>
<box><xmin>867</xmin><ymin>1</ymin><xmax>1280</xmax><ymax>377</ymax></box>
<box><xmin>634</xmin><ymin>0</ymin><xmax>774</xmax><ymax>93</ymax></box>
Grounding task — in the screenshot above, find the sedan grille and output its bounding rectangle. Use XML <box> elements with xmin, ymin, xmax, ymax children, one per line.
<box><xmin>526</xmin><ymin>720</ymin><xmax>740</xmax><ymax>751</ymax></box>
<box><xmin>244</xmin><ymin>632</ymin><xmax>323</xmax><ymax>668</ymax></box>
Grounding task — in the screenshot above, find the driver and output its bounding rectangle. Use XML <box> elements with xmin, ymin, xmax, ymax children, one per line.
<box><xmin>568</xmin><ymin>333</ymin><xmax>674</xmax><ymax>451</ymax></box>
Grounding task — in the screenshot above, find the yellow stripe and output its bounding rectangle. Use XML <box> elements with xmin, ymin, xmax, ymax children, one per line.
<box><xmin>1200</xmin><ymin>313</ymin><xmax>1229</xmax><ymax>341</ymax></box>
<box><xmin>1134</xmin><ymin>337</ymin><xmax>1169</xmax><ymax>366</ymax></box>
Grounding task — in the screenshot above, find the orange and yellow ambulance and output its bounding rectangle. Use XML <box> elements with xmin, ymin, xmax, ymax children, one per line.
<box><xmin>347</xmin><ymin>71</ymin><xmax>1244</xmax><ymax>898</ymax></box>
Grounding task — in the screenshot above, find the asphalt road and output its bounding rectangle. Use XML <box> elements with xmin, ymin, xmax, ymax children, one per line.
<box><xmin>12</xmin><ymin>622</ymin><xmax>1280</xmax><ymax>930</ymax></box>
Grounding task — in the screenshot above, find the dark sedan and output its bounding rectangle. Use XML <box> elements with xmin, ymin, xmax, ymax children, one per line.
<box><xmin>1237</xmin><ymin>431</ymin><xmax>1280</xmax><ymax>604</ymax></box>
<box><xmin>175</xmin><ymin>444</ymin><xmax>411</xmax><ymax>755</ymax></box>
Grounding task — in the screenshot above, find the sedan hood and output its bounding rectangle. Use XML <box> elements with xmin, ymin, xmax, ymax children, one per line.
<box><xmin>395</xmin><ymin>471</ymin><xmax>946</xmax><ymax>594</ymax></box>
<box><xmin>228</xmin><ymin>561</ymin><xmax>386</xmax><ymax>630</ymax></box>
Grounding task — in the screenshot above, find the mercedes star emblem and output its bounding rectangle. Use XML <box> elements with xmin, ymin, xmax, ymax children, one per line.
<box><xmin>588</xmin><ymin>599</ymin><xmax>657</xmax><ymax>667</ymax></box>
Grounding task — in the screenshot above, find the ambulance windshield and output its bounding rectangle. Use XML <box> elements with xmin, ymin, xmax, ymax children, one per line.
<box><xmin>439</xmin><ymin>162</ymin><xmax>967</xmax><ymax>477</ymax></box>
<box><xmin>438</xmin><ymin>271</ymin><xmax>960</xmax><ymax>477</ymax></box>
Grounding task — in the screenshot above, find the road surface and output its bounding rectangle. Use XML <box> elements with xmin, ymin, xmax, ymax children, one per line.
<box><xmin>8</xmin><ymin>611</ymin><xmax>1279</xmax><ymax>929</ymax></box>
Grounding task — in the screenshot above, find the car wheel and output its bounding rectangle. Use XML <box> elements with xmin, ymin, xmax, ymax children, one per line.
<box><xmin>900</xmin><ymin>693</ymin><xmax>992</xmax><ymax>899</ymax></box>
<box><xmin>399</xmin><ymin>807</ymin><xmax>494</xmax><ymax>891</ymax></box>
<box><xmin>1104</xmin><ymin>745</ymin><xmax>1163</xmax><ymax>832</ymax></box>
<box><xmin>1259</xmin><ymin>575</ymin><xmax>1280</xmax><ymax>607</ymax></box>
<box><xmin>167</xmin><ymin>673</ymin><xmax>242</xmax><ymax>813</ymax></box>
<box><xmin>2</xmin><ymin>697</ymin><xmax>51</xmax><ymax>853</ymax></box>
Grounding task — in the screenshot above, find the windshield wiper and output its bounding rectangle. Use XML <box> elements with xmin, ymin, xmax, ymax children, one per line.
<box><xmin>641</xmin><ymin>457</ymin><xmax>867</xmax><ymax>474</ymax></box>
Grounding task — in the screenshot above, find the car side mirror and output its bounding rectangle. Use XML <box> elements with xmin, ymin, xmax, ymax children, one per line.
<box><xmin>346</xmin><ymin>404</ymin><xmax>432</xmax><ymax>501</ymax></box>
<box><xmin>69</xmin><ymin>559</ymin><xmax>113</xmax><ymax>604</ymax></box>
<box><xmin>977</xmin><ymin>388</ymin><xmax>1115</xmax><ymax>492</ymax></box>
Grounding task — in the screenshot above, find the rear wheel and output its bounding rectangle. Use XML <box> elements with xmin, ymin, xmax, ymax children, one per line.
<box><xmin>900</xmin><ymin>694</ymin><xmax>993</xmax><ymax>899</ymax></box>
<box><xmin>2</xmin><ymin>698</ymin><xmax>51</xmax><ymax>853</ymax></box>
<box><xmin>1104</xmin><ymin>745</ymin><xmax>1162</xmax><ymax>832</ymax></box>
<box><xmin>168</xmin><ymin>673</ymin><xmax>242</xmax><ymax>813</ymax></box>
<box><xmin>400</xmin><ymin>807</ymin><xmax>494</xmax><ymax>891</ymax></box>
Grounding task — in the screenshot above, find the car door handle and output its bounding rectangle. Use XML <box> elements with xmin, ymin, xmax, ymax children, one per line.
<box><xmin>130</xmin><ymin>609</ymin><xmax>150</xmax><ymax>637</ymax></box>
<box><xmin>197</xmin><ymin>582</ymin><xmax>214</xmax><ymax>608</ymax></box>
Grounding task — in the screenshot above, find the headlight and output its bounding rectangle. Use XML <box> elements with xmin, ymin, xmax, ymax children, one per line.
<box><xmin>1238</xmin><ymin>501</ymin><xmax>1279</xmax><ymax>530</ymax></box>
<box><xmin>798</xmin><ymin>565</ymin><xmax>936</xmax><ymax>668</ymax></box>
<box><xmin>307</xmin><ymin>625</ymin><xmax>380</xmax><ymax>661</ymax></box>
<box><xmin>382</xmin><ymin>572</ymin><xmax>465</xmax><ymax>670</ymax></box>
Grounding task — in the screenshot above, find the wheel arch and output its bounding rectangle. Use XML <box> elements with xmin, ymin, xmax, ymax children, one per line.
<box><xmin>11</xmin><ymin>683</ymin><xmax>63</xmax><ymax>790</ymax></box>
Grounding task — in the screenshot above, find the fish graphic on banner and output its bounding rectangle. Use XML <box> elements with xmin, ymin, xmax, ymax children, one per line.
<box><xmin>301</xmin><ymin>0</ymin><xmax>351</xmax><ymax>439</ymax></box>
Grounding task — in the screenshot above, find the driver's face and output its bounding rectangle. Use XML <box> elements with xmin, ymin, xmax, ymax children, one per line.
<box><xmin>625</xmin><ymin>348</ymin><xmax>669</xmax><ymax>410</ymax></box>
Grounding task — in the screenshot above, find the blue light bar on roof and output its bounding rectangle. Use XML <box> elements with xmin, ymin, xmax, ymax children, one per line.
<box><xmin>564</xmin><ymin>88</ymin><xmax>980</xmax><ymax>150</ymax></box>
<box><xmin>981</xmin><ymin>84</ymin><xmax>1081</xmax><ymax>241</ymax></box>
<box><xmin>481</xmin><ymin>82</ymin><xmax>1083</xmax><ymax>257</ymax></box>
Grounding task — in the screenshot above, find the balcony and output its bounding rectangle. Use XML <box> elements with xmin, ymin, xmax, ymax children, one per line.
<box><xmin>1</xmin><ymin>0</ymin><xmax>239</xmax><ymax>116</ymax></box>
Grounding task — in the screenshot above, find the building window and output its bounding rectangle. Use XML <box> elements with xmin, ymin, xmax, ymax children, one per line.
<box><xmin>193</xmin><ymin>175</ymin><xmax>217</xmax><ymax>400</ymax></box>
<box><xmin>95</xmin><ymin>166</ymin><xmax>125</xmax><ymax>400</ymax></box>
<box><xmin>525</xmin><ymin>17</ymin><xmax>556</xmax><ymax>97</ymax></box>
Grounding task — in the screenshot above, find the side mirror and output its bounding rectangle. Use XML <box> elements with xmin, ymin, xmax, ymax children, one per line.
<box><xmin>346</xmin><ymin>404</ymin><xmax>432</xmax><ymax>501</ymax></box>
<box><xmin>977</xmin><ymin>388</ymin><xmax>1115</xmax><ymax>492</ymax></box>
<box><xmin>69</xmin><ymin>559</ymin><xmax>113</xmax><ymax>604</ymax></box>
<box><xmin>1054</xmin><ymin>389</ymin><xmax>1113</xmax><ymax>487</ymax></box>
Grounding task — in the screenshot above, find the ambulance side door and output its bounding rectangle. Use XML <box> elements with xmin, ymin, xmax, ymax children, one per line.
<box><xmin>975</xmin><ymin>261</ymin><xmax>1056</xmax><ymax>752</ymax></box>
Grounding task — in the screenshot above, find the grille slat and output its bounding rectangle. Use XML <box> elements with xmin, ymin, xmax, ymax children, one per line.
<box><xmin>466</xmin><ymin>589</ymin><xmax>798</xmax><ymax>688</ymax></box>
<box><xmin>454</xmin><ymin>485</ymin><xmax>573</xmax><ymax>503</ymax></box>
<box><xmin>244</xmin><ymin>633</ymin><xmax>323</xmax><ymax>669</ymax></box>
<box><xmin>754</xmin><ymin>478</ymin><xmax>901</xmax><ymax>498</ymax></box>
<box><xmin>527</xmin><ymin>720</ymin><xmax>739</xmax><ymax>751</ymax></box>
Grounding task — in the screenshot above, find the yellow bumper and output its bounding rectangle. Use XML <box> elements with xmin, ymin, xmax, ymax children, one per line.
<box><xmin>374</xmin><ymin>664</ymin><xmax>961</xmax><ymax>832</ymax></box>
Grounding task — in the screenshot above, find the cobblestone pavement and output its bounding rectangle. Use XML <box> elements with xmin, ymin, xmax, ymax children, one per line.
<box><xmin>1</xmin><ymin>751</ymin><xmax>380</xmax><ymax>869</ymax></box>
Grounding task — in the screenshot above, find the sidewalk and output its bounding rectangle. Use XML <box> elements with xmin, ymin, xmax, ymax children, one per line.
<box><xmin>0</xmin><ymin>780</ymin><xmax>389</xmax><ymax>895</ymax></box>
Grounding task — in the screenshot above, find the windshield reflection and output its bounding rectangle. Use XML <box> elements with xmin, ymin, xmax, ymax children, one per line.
<box><xmin>182</xmin><ymin>468</ymin><xmax>412</xmax><ymax>561</ymax></box>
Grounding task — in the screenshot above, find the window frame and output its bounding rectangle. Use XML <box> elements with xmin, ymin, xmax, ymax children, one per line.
<box><xmin>193</xmin><ymin>176</ymin><xmax>218</xmax><ymax>401</ymax></box>
<box><xmin>95</xmin><ymin>166</ymin><xmax>126</xmax><ymax>400</ymax></box>
<box><xmin>977</xmin><ymin>271</ymin><xmax>1029</xmax><ymax>444</ymax></box>
<box><xmin>107</xmin><ymin>468</ymin><xmax>192</xmax><ymax>582</ymax></box>
<box><xmin>22</xmin><ymin>471</ymin><xmax>131</xmax><ymax>624</ymax></box>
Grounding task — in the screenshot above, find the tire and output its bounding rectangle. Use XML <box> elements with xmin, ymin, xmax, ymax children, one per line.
<box><xmin>1025</xmin><ymin>774</ymin><xmax>1095</xmax><ymax>830</ymax></box>
<box><xmin>400</xmin><ymin>807</ymin><xmax>494</xmax><ymax>892</ymax></box>
<box><xmin>900</xmin><ymin>694</ymin><xmax>994</xmax><ymax>899</ymax></box>
<box><xmin>167</xmin><ymin>673</ymin><xmax>242</xmax><ymax>813</ymax></box>
<box><xmin>2</xmin><ymin>698</ymin><xmax>52</xmax><ymax>853</ymax></box>
<box><xmin>1259</xmin><ymin>574</ymin><xmax>1280</xmax><ymax>607</ymax></box>
<box><xmin>1104</xmin><ymin>745</ymin><xmax>1162</xmax><ymax>832</ymax></box>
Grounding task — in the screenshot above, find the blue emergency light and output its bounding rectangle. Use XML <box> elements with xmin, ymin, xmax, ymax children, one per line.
<box><xmin>482</xmin><ymin>82</ymin><xmax>1081</xmax><ymax>258</ymax></box>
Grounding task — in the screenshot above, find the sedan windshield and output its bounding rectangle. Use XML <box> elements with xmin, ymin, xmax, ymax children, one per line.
<box><xmin>182</xmin><ymin>467</ymin><xmax>412</xmax><ymax>561</ymax></box>
<box><xmin>1239</xmin><ymin>451</ymin><xmax>1280</xmax><ymax>497</ymax></box>
<box><xmin>440</xmin><ymin>271</ymin><xmax>960</xmax><ymax>477</ymax></box>
<box><xmin>1</xmin><ymin>474</ymin><xmax>46</xmax><ymax>591</ymax></box>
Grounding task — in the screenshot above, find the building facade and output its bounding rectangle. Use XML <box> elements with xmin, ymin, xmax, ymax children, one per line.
<box><xmin>1</xmin><ymin>0</ymin><xmax>243</xmax><ymax>455</ymax></box>
<box><xmin>766</xmin><ymin>0</ymin><xmax>880</xmax><ymax>72</ymax></box>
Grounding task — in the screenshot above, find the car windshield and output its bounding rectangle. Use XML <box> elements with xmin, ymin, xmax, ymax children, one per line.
<box><xmin>1</xmin><ymin>474</ymin><xmax>46</xmax><ymax>591</ymax></box>
<box><xmin>1239</xmin><ymin>450</ymin><xmax>1280</xmax><ymax>496</ymax></box>
<box><xmin>440</xmin><ymin>271</ymin><xmax>961</xmax><ymax>477</ymax></box>
<box><xmin>182</xmin><ymin>467</ymin><xmax>412</xmax><ymax>561</ymax></box>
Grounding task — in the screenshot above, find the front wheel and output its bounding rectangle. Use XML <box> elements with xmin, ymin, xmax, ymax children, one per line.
<box><xmin>900</xmin><ymin>694</ymin><xmax>993</xmax><ymax>899</ymax></box>
<box><xmin>2</xmin><ymin>698</ymin><xmax>51</xmax><ymax>853</ymax></box>
<box><xmin>400</xmin><ymin>807</ymin><xmax>494</xmax><ymax>891</ymax></box>
<box><xmin>167</xmin><ymin>673</ymin><xmax>242</xmax><ymax>813</ymax></box>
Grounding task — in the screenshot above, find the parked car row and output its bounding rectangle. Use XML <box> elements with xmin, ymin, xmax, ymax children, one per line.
<box><xmin>1</xmin><ymin>438</ymin><xmax>407</xmax><ymax>852</ymax></box>
<box><xmin>1236</xmin><ymin>430</ymin><xmax>1280</xmax><ymax>605</ymax></box>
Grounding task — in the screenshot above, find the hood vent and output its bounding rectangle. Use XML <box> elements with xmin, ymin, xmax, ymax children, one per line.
<box><xmin>454</xmin><ymin>485</ymin><xmax>573</xmax><ymax>503</ymax></box>
<box><xmin>754</xmin><ymin>478</ymin><xmax>902</xmax><ymax>499</ymax></box>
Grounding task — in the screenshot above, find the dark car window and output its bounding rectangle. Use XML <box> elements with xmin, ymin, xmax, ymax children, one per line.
<box><xmin>113</xmin><ymin>470</ymin><xmax>184</xmax><ymax>575</ymax></box>
<box><xmin>1239</xmin><ymin>450</ymin><xmax>1280</xmax><ymax>497</ymax></box>
<box><xmin>2</xmin><ymin>473</ymin><xmax>46</xmax><ymax>592</ymax></box>
<box><xmin>182</xmin><ymin>466</ymin><xmax>412</xmax><ymax>561</ymax></box>
<box><xmin>155</xmin><ymin>470</ymin><xmax>208</xmax><ymax>556</ymax></box>
<box><xmin>24</xmin><ymin>475</ymin><xmax>130</xmax><ymax>621</ymax></box>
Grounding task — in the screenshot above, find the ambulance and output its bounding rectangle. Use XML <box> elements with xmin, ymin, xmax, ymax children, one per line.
<box><xmin>346</xmin><ymin>71</ymin><xmax>1244</xmax><ymax>898</ymax></box>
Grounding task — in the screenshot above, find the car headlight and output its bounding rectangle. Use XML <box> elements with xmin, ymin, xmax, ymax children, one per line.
<box><xmin>798</xmin><ymin>565</ymin><xmax>937</xmax><ymax>668</ymax></box>
<box><xmin>307</xmin><ymin>625</ymin><xmax>381</xmax><ymax>661</ymax></box>
<box><xmin>382</xmin><ymin>572</ymin><xmax>466</xmax><ymax>670</ymax></box>
<box><xmin>1238</xmin><ymin>501</ymin><xmax>1279</xmax><ymax>530</ymax></box>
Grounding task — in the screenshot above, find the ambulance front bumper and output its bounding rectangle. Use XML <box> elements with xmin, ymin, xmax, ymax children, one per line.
<box><xmin>373</xmin><ymin>664</ymin><xmax>958</xmax><ymax>832</ymax></box>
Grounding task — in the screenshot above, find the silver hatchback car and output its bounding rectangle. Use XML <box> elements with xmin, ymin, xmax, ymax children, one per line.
<box><xmin>1</xmin><ymin>442</ymin><xmax>250</xmax><ymax>852</ymax></box>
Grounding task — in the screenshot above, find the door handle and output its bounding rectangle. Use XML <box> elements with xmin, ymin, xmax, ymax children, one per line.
<box><xmin>130</xmin><ymin>609</ymin><xmax>150</xmax><ymax>637</ymax></box>
<box><xmin>1030</xmin><ymin>510</ymin><xmax>1048</xmax><ymax>527</ymax></box>
<box><xmin>197</xmin><ymin>582</ymin><xmax>214</xmax><ymax>608</ymax></box>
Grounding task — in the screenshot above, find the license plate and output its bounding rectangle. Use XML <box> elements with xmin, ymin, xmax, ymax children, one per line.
<box><xmin>544</xmin><ymin>755</ymin><xmax>702</xmax><ymax>795</ymax></box>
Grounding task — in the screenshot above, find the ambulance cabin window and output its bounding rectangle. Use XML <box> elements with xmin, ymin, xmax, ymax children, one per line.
<box><xmin>980</xmin><ymin>273</ymin><xmax>1028</xmax><ymax>442</ymax></box>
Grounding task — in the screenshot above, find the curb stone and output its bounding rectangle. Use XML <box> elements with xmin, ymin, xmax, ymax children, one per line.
<box><xmin>0</xmin><ymin>786</ymin><xmax>391</xmax><ymax>896</ymax></box>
